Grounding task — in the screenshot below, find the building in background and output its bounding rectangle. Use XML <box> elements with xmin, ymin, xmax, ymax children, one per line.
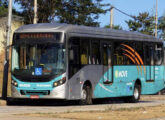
<box><xmin>0</xmin><ymin>15</ymin><xmax>23</xmax><ymax>96</ymax></box>
<box><xmin>0</xmin><ymin>15</ymin><xmax>24</xmax><ymax>71</ymax></box>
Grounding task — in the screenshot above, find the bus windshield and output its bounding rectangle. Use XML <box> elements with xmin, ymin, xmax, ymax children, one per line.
<box><xmin>12</xmin><ymin>43</ymin><xmax>66</xmax><ymax>77</ymax></box>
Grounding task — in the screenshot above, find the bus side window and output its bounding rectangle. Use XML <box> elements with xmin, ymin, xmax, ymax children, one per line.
<box><xmin>103</xmin><ymin>44</ymin><xmax>111</xmax><ymax>66</ymax></box>
<box><xmin>134</xmin><ymin>42</ymin><xmax>144</xmax><ymax>65</ymax></box>
<box><xmin>20</xmin><ymin>46</ymin><xmax>27</xmax><ymax>69</ymax></box>
<box><xmin>69</xmin><ymin>38</ymin><xmax>81</xmax><ymax>78</ymax></box>
<box><xmin>114</xmin><ymin>42</ymin><xmax>124</xmax><ymax>65</ymax></box>
<box><xmin>103</xmin><ymin>44</ymin><xmax>108</xmax><ymax>65</ymax></box>
<box><xmin>80</xmin><ymin>39</ymin><xmax>89</xmax><ymax>65</ymax></box>
<box><xmin>145</xmin><ymin>44</ymin><xmax>154</xmax><ymax>65</ymax></box>
<box><xmin>69</xmin><ymin>49</ymin><xmax>74</xmax><ymax>60</ymax></box>
<box><xmin>81</xmin><ymin>54</ymin><xmax>87</xmax><ymax>64</ymax></box>
<box><xmin>91</xmin><ymin>41</ymin><xmax>101</xmax><ymax>64</ymax></box>
<box><xmin>155</xmin><ymin>43</ymin><xmax>163</xmax><ymax>65</ymax></box>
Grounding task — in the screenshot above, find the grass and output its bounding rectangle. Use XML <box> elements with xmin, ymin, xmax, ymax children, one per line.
<box><xmin>113</xmin><ymin>106</ymin><xmax>146</xmax><ymax>112</ymax></box>
<box><xmin>16</xmin><ymin>104</ymin><xmax>165</xmax><ymax>120</ymax></box>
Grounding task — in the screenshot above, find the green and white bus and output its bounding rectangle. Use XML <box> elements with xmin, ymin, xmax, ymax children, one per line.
<box><xmin>11</xmin><ymin>23</ymin><xmax>165</xmax><ymax>104</ymax></box>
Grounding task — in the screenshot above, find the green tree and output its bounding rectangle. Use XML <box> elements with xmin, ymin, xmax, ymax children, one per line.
<box><xmin>126</xmin><ymin>12</ymin><xmax>155</xmax><ymax>36</ymax></box>
<box><xmin>15</xmin><ymin>0</ymin><xmax>61</xmax><ymax>23</ymax></box>
<box><xmin>0</xmin><ymin>0</ymin><xmax>22</xmax><ymax>18</ymax></box>
<box><xmin>0</xmin><ymin>0</ymin><xmax>8</xmax><ymax>17</ymax></box>
<box><xmin>158</xmin><ymin>15</ymin><xmax>165</xmax><ymax>40</ymax></box>
<box><xmin>15</xmin><ymin>0</ymin><xmax>109</xmax><ymax>26</ymax></box>
<box><xmin>104</xmin><ymin>24</ymin><xmax>122</xmax><ymax>30</ymax></box>
<box><xmin>57</xmin><ymin>0</ymin><xmax>108</xmax><ymax>26</ymax></box>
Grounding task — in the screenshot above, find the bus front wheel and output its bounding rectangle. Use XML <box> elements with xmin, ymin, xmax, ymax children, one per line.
<box><xmin>80</xmin><ymin>86</ymin><xmax>92</xmax><ymax>105</ymax></box>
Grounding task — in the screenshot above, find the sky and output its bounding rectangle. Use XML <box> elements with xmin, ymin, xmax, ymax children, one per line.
<box><xmin>98</xmin><ymin>0</ymin><xmax>165</xmax><ymax>30</ymax></box>
<box><xmin>13</xmin><ymin>0</ymin><xmax>165</xmax><ymax>30</ymax></box>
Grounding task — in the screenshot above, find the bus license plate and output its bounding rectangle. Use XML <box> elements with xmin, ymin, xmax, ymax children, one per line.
<box><xmin>30</xmin><ymin>95</ymin><xmax>39</xmax><ymax>99</ymax></box>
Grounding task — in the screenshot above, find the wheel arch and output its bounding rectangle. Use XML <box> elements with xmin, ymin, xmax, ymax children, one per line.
<box><xmin>82</xmin><ymin>80</ymin><xmax>93</xmax><ymax>96</ymax></box>
<box><xmin>135</xmin><ymin>79</ymin><xmax>142</xmax><ymax>93</ymax></box>
<box><xmin>83</xmin><ymin>80</ymin><xmax>92</xmax><ymax>89</ymax></box>
<box><xmin>135</xmin><ymin>79</ymin><xmax>141</xmax><ymax>87</ymax></box>
<box><xmin>80</xmin><ymin>80</ymin><xmax>93</xmax><ymax>104</ymax></box>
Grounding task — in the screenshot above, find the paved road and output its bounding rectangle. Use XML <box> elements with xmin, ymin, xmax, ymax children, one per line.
<box><xmin>1</xmin><ymin>98</ymin><xmax>165</xmax><ymax>120</ymax></box>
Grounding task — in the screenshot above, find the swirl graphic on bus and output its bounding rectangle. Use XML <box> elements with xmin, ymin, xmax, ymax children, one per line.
<box><xmin>121</xmin><ymin>44</ymin><xmax>146</xmax><ymax>75</ymax></box>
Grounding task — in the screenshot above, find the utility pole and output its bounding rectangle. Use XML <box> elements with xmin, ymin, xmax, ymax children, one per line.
<box><xmin>2</xmin><ymin>0</ymin><xmax>13</xmax><ymax>100</ymax></box>
<box><xmin>33</xmin><ymin>0</ymin><xmax>37</xmax><ymax>24</ymax></box>
<box><xmin>155</xmin><ymin>0</ymin><xmax>158</xmax><ymax>38</ymax></box>
<box><xmin>110</xmin><ymin>6</ymin><xmax>114</xmax><ymax>29</ymax></box>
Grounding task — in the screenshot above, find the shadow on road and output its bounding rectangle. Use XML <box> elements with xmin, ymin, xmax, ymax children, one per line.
<box><xmin>6</xmin><ymin>97</ymin><xmax>155</xmax><ymax>106</ymax></box>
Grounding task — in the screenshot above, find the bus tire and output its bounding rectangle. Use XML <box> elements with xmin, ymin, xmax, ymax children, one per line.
<box><xmin>123</xmin><ymin>84</ymin><xmax>141</xmax><ymax>103</ymax></box>
<box><xmin>129</xmin><ymin>84</ymin><xmax>141</xmax><ymax>103</ymax></box>
<box><xmin>80</xmin><ymin>86</ymin><xmax>92</xmax><ymax>105</ymax></box>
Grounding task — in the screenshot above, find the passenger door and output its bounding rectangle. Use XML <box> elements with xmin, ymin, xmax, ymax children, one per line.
<box><xmin>102</xmin><ymin>42</ymin><xmax>113</xmax><ymax>84</ymax></box>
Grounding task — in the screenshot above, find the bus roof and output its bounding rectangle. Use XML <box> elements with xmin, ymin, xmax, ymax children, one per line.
<box><xmin>15</xmin><ymin>23</ymin><xmax>162</xmax><ymax>42</ymax></box>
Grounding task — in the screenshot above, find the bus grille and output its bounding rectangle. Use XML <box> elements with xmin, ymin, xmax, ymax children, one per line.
<box><xmin>20</xmin><ymin>90</ymin><xmax>50</xmax><ymax>95</ymax></box>
<box><xmin>13</xmin><ymin>75</ymin><xmax>56</xmax><ymax>82</ymax></box>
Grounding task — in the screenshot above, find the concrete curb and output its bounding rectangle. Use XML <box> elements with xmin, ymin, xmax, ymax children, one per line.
<box><xmin>0</xmin><ymin>99</ymin><xmax>7</xmax><ymax>106</ymax></box>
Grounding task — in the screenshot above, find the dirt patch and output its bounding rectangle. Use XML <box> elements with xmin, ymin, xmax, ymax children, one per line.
<box><xmin>0</xmin><ymin>99</ymin><xmax>7</xmax><ymax>106</ymax></box>
<box><xmin>18</xmin><ymin>104</ymin><xmax>165</xmax><ymax>120</ymax></box>
<box><xmin>141</xmin><ymin>95</ymin><xmax>165</xmax><ymax>101</ymax></box>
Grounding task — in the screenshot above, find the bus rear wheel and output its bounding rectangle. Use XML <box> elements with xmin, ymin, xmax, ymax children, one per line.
<box><xmin>124</xmin><ymin>84</ymin><xmax>141</xmax><ymax>103</ymax></box>
<box><xmin>80</xmin><ymin>86</ymin><xmax>92</xmax><ymax>105</ymax></box>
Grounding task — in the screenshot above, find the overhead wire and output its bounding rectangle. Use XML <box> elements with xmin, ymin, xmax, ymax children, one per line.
<box><xmin>109</xmin><ymin>4</ymin><xmax>137</xmax><ymax>20</ymax></box>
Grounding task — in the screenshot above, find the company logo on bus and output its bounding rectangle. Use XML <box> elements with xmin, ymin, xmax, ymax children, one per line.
<box><xmin>115</xmin><ymin>70</ymin><xmax>128</xmax><ymax>78</ymax></box>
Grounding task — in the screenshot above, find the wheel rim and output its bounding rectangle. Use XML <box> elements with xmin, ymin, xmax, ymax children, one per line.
<box><xmin>134</xmin><ymin>88</ymin><xmax>139</xmax><ymax>100</ymax></box>
<box><xmin>82</xmin><ymin>89</ymin><xmax>87</xmax><ymax>100</ymax></box>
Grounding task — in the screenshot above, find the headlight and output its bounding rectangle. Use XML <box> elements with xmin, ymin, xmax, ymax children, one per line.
<box><xmin>11</xmin><ymin>80</ymin><xmax>18</xmax><ymax>87</ymax></box>
<box><xmin>53</xmin><ymin>77</ymin><xmax>66</xmax><ymax>87</ymax></box>
<box><xmin>54</xmin><ymin>82</ymin><xmax>58</xmax><ymax>87</ymax></box>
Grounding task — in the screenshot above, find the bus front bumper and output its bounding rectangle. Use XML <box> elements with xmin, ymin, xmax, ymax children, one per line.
<box><xmin>11</xmin><ymin>84</ymin><xmax>67</xmax><ymax>99</ymax></box>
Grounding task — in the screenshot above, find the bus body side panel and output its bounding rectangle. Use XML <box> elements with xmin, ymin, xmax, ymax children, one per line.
<box><xmin>69</xmin><ymin>65</ymin><xmax>141</xmax><ymax>99</ymax></box>
<box><xmin>94</xmin><ymin>65</ymin><xmax>165</xmax><ymax>98</ymax></box>
<box><xmin>141</xmin><ymin>65</ymin><xmax>165</xmax><ymax>95</ymax></box>
<box><xmin>68</xmin><ymin>65</ymin><xmax>165</xmax><ymax>100</ymax></box>
<box><xmin>94</xmin><ymin>66</ymin><xmax>141</xmax><ymax>98</ymax></box>
<box><xmin>68</xmin><ymin>65</ymin><xmax>103</xmax><ymax>100</ymax></box>
<box><xmin>154</xmin><ymin>65</ymin><xmax>165</xmax><ymax>93</ymax></box>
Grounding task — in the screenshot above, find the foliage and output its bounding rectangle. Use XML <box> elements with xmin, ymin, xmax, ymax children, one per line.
<box><xmin>0</xmin><ymin>0</ymin><xmax>22</xmax><ymax>18</ymax></box>
<box><xmin>158</xmin><ymin>15</ymin><xmax>165</xmax><ymax>40</ymax></box>
<box><xmin>104</xmin><ymin>24</ymin><xmax>122</xmax><ymax>30</ymax></box>
<box><xmin>0</xmin><ymin>0</ymin><xmax>8</xmax><ymax>17</ymax></box>
<box><xmin>126</xmin><ymin>12</ymin><xmax>155</xmax><ymax>36</ymax></box>
<box><xmin>56</xmin><ymin>0</ymin><xmax>109</xmax><ymax>26</ymax></box>
<box><xmin>14</xmin><ymin>0</ymin><xmax>109</xmax><ymax>26</ymax></box>
<box><xmin>126</xmin><ymin>12</ymin><xmax>165</xmax><ymax>40</ymax></box>
<box><xmin>14</xmin><ymin>0</ymin><xmax>60</xmax><ymax>23</ymax></box>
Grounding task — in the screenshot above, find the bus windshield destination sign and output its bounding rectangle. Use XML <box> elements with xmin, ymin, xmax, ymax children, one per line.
<box><xmin>19</xmin><ymin>33</ymin><xmax>54</xmax><ymax>39</ymax></box>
